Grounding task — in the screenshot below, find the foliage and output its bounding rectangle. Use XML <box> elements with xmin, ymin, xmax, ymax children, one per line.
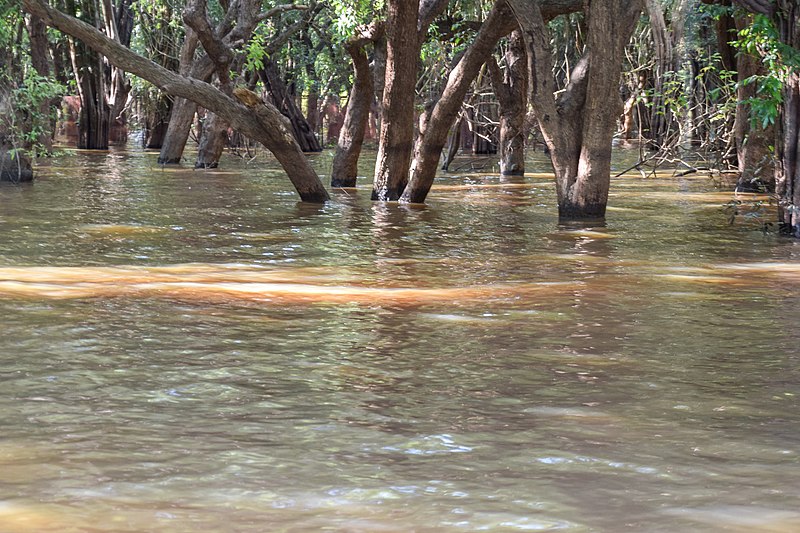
<box><xmin>329</xmin><ymin>0</ymin><xmax>384</xmax><ymax>37</ymax></box>
<box><xmin>733</xmin><ymin>14</ymin><xmax>800</xmax><ymax>128</ymax></box>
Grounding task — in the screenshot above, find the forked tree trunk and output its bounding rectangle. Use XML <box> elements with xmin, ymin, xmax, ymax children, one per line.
<box><xmin>509</xmin><ymin>0</ymin><xmax>642</xmax><ymax>221</ymax></box>
<box><xmin>331</xmin><ymin>34</ymin><xmax>376</xmax><ymax>187</ymax></box>
<box><xmin>401</xmin><ymin>0</ymin><xmax>582</xmax><ymax>203</ymax></box>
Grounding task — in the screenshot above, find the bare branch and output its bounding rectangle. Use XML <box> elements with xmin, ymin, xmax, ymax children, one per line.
<box><xmin>257</xmin><ymin>3</ymin><xmax>310</xmax><ymax>23</ymax></box>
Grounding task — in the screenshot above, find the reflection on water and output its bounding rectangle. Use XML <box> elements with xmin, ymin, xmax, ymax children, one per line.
<box><xmin>1</xmin><ymin>148</ymin><xmax>799</xmax><ymax>532</ymax></box>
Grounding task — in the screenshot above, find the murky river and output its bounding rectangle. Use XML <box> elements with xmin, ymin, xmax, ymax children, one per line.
<box><xmin>1</xmin><ymin>147</ymin><xmax>799</xmax><ymax>532</ymax></box>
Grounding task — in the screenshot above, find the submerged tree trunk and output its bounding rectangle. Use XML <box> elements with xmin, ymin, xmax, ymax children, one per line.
<box><xmin>732</xmin><ymin>0</ymin><xmax>799</xmax><ymax>235</ymax></box>
<box><xmin>488</xmin><ymin>29</ymin><xmax>528</xmax><ymax>176</ymax></box>
<box><xmin>68</xmin><ymin>0</ymin><xmax>110</xmax><ymax>151</ymax></box>
<box><xmin>372</xmin><ymin>0</ymin><xmax>423</xmax><ymax>200</ymax></box>
<box><xmin>441</xmin><ymin>116</ymin><xmax>463</xmax><ymax>171</ymax></box>
<box><xmin>331</xmin><ymin>31</ymin><xmax>377</xmax><ymax>187</ymax></box>
<box><xmin>195</xmin><ymin>112</ymin><xmax>229</xmax><ymax>168</ymax></box>
<box><xmin>509</xmin><ymin>0</ymin><xmax>642</xmax><ymax>221</ymax></box>
<box><xmin>23</xmin><ymin>0</ymin><xmax>329</xmax><ymax>202</ymax></box>
<box><xmin>159</xmin><ymin>28</ymin><xmax>200</xmax><ymax>164</ymax></box>
<box><xmin>777</xmin><ymin>73</ymin><xmax>800</xmax><ymax>236</ymax></box>
<box><xmin>158</xmin><ymin>98</ymin><xmax>196</xmax><ymax>163</ymax></box>
<box><xmin>732</xmin><ymin>15</ymin><xmax>774</xmax><ymax>192</ymax></box>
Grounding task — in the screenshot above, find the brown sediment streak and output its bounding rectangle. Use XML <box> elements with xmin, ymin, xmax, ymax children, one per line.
<box><xmin>0</xmin><ymin>264</ymin><xmax>582</xmax><ymax>304</ymax></box>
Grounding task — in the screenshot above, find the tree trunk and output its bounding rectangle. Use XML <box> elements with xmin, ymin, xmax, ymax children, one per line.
<box><xmin>372</xmin><ymin>0</ymin><xmax>422</xmax><ymax>201</ymax></box>
<box><xmin>195</xmin><ymin>112</ymin><xmax>229</xmax><ymax>168</ymax></box>
<box><xmin>643</xmin><ymin>0</ymin><xmax>674</xmax><ymax>148</ymax></box>
<box><xmin>158</xmin><ymin>97</ymin><xmax>197</xmax><ymax>163</ymax></box>
<box><xmin>509</xmin><ymin>0</ymin><xmax>642</xmax><ymax>221</ymax></box>
<box><xmin>733</xmin><ymin>15</ymin><xmax>775</xmax><ymax>192</ymax></box>
<box><xmin>23</xmin><ymin>0</ymin><xmax>329</xmax><ymax>202</ymax></box>
<box><xmin>158</xmin><ymin>27</ymin><xmax>201</xmax><ymax>163</ymax></box>
<box><xmin>144</xmin><ymin>93</ymin><xmax>172</xmax><ymax>149</ymax></box>
<box><xmin>441</xmin><ymin>116</ymin><xmax>463</xmax><ymax>171</ymax></box>
<box><xmin>401</xmin><ymin>0</ymin><xmax>583</xmax><ymax>203</ymax></box>
<box><xmin>0</xmin><ymin>145</ymin><xmax>34</xmax><ymax>182</ymax></box>
<box><xmin>488</xmin><ymin>29</ymin><xmax>528</xmax><ymax>175</ymax></box>
<box><xmin>331</xmin><ymin>35</ymin><xmax>376</xmax><ymax>187</ymax></box>
<box><xmin>73</xmin><ymin>46</ymin><xmax>110</xmax><ymax>150</ymax></box>
<box><xmin>26</xmin><ymin>15</ymin><xmax>55</xmax><ymax>153</ymax></box>
<box><xmin>777</xmin><ymin>73</ymin><xmax>800</xmax><ymax>236</ymax></box>
<box><xmin>67</xmin><ymin>0</ymin><xmax>110</xmax><ymax>150</ymax></box>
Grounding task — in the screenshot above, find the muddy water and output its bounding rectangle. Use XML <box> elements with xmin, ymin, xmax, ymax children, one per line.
<box><xmin>1</xmin><ymin>148</ymin><xmax>799</xmax><ymax>532</ymax></box>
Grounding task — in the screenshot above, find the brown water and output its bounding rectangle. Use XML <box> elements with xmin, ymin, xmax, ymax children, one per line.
<box><xmin>1</xmin><ymin>148</ymin><xmax>799</xmax><ymax>532</ymax></box>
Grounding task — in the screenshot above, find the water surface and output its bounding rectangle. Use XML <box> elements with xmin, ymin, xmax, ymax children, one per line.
<box><xmin>1</xmin><ymin>148</ymin><xmax>799</xmax><ymax>532</ymax></box>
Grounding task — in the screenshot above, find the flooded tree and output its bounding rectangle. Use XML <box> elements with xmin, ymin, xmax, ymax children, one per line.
<box><xmin>508</xmin><ymin>0</ymin><xmax>643</xmax><ymax>221</ymax></box>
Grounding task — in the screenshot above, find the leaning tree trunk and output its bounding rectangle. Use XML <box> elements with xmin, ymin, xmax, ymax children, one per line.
<box><xmin>23</xmin><ymin>0</ymin><xmax>329</xmax><ymax>202</ymax></box>
<box><xmin>331</xmin><ymin>33</ymin><xmax>376</xmax><ymax>187</ymax></box>
<box><xmin>509</xmin><ymin>0</ymin><xmax>642</xmax><ymax>221</ymax></box>
<box><xmin>402</xmin><ymin>0</ymin><xmax>517</xmax><ymax>202</ymax></box>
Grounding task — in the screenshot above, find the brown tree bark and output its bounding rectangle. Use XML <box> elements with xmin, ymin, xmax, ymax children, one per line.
<box><xmin>67</xmin><ymin>0</ymin><xmax>110</xmax><ymax>150</ymax></box>
<box><xmin>159</xmin><ymin>28</ymin><xmax>200</xmax><ymax>164</ymax></box>
<box><xmin>730</xmin><ymin>14</ymin><xmax>775</xmax><ymax>192</ymax></box>
<box><xmin>194</xmin><ymin>112</ymin><xmax>229</xmax><ymax>168</ymax></box>
<box><xmin>508</xmin><ymin>0</ymin><xmax>643</xmax><ymax>221</ymax></box>
<box><xmin>331</xmin><ymin>29</ymin><xmax>378</xmax><ymax>187</ymax></box>
<box><xmin>441</xmin><ymin>116</ymin><xmax>463</xmax><ymax>171</ymax></box>
<box><xmin>372</xmin><ymin>0</ymin><xmax>424</xmax><ymax>201</ymax></box>
<box><xmin>488</xmin><ymin>29</ymin><xmax>528</xmax><ymax>176</ymax></box>
<box><xmin>733</xmin><ymin>0</ymin><xmax>799</xmax><ymax>235</ymax></box>
<box><xmin>23</xmin><ymin>0</ymin><xmax>329</xmax><ymax>202</ymax></box>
